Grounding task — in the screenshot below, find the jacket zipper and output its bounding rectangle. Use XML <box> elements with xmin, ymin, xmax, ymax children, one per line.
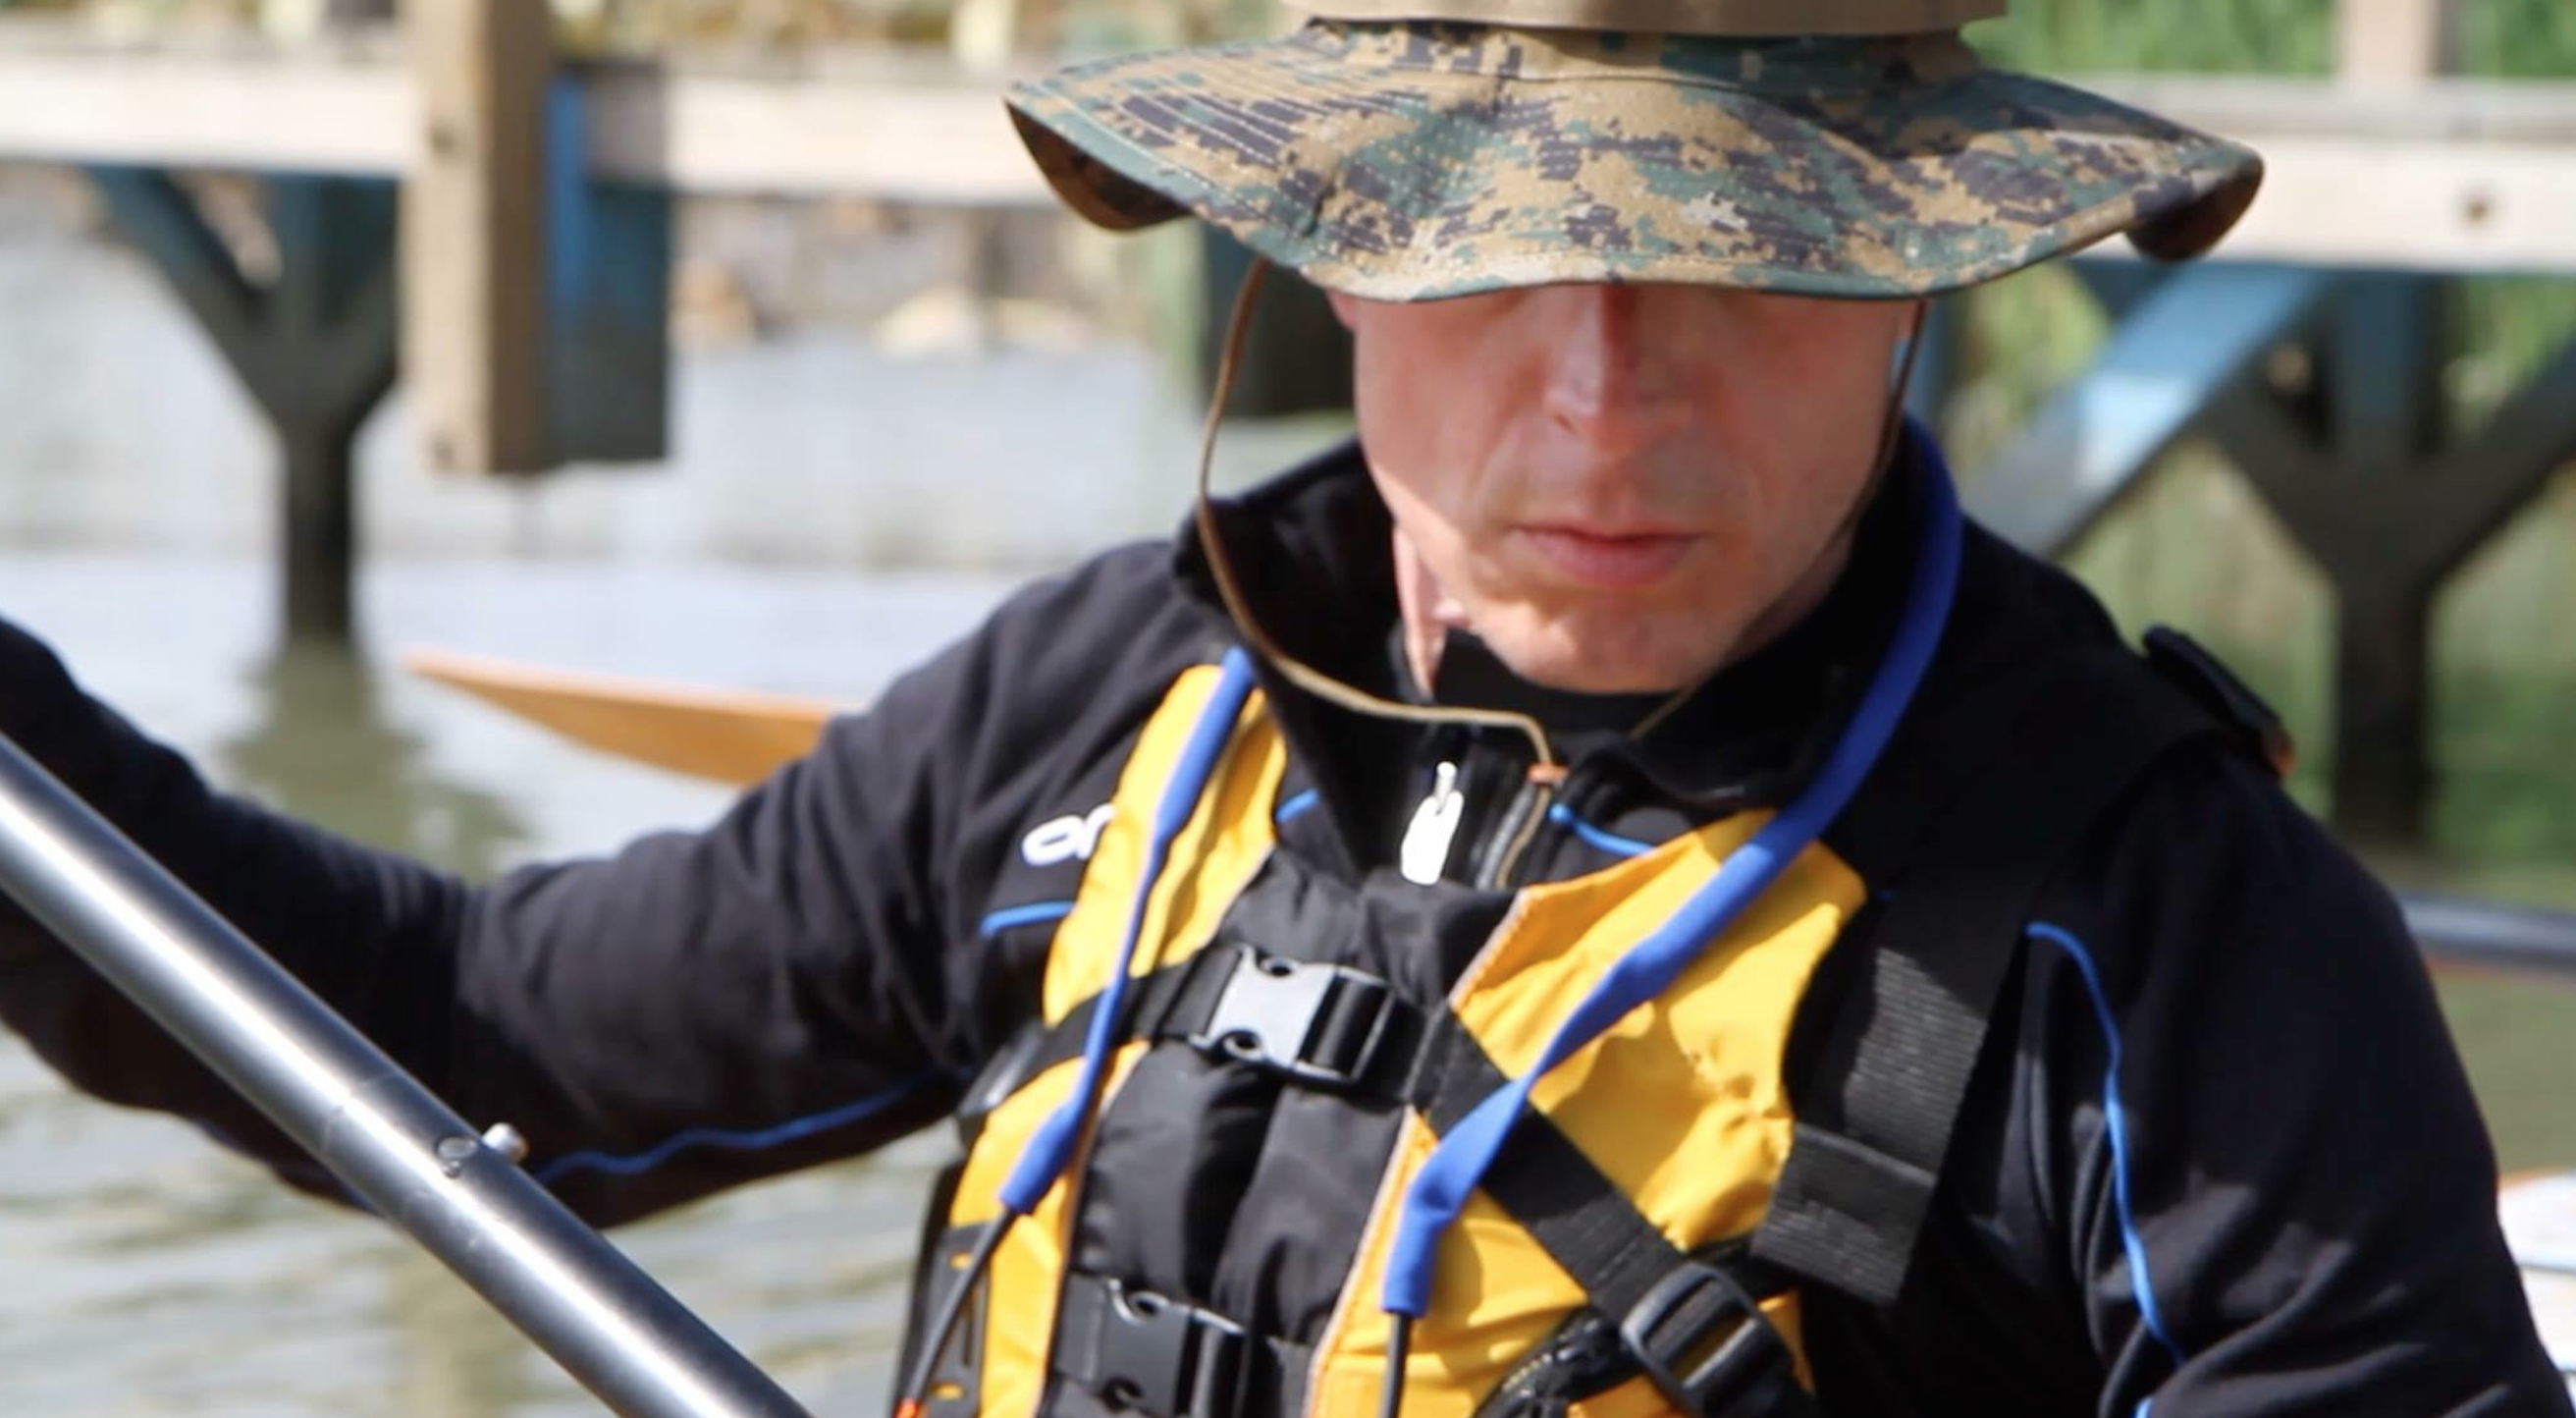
<box><xmin>1473</xmin><ymin>776</ymin><xmax>1556</xmax><ymax>891</ymax></box>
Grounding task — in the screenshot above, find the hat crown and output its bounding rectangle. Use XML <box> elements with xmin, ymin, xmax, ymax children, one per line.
<box><xmin>1284</xmin><ymin>0</ymin><xmax>2003</xmax><ymax>38</ymax></box>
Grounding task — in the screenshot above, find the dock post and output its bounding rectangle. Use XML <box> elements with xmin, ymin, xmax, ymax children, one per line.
<box><xmin>270</xmin><ymin>174</ymin><xmax>400</xmax><ymax>643</ymax></box>
<box><xmin>2213</xmin><ymin>277</ymin><xmax>2576</xmax><ymax>847</ymax></box>
<box><xmin>402</xmin><ymin>0</ymin><xmax>554</xmax><ymax>475</ymax></box>
<box><xmin>279</xmin><ymin>421</ymin><xmax>360</xmax><ymax>643</ymax></box>
<box><xmin>85</xmin><ymin>168</ymin><xmax>399</xmax><ymax>646</ymax></box>
<box><xmin>2316</xmin><ymin>276</ymin><xmax>2445</xmax><ymax>845</ymax></box>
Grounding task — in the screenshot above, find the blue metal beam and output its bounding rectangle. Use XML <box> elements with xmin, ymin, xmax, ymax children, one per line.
<box><xmin>1966</xmin><ymin>263</ymin><xmax>2334</xmax><ymax>556</ymax></box>
<box><xmin>545</xmin><ymin>75</ymin><xmax>671</xmax><ymax>465</ymax></box>
<box><xmin>2323</xmin><ymin>275</ymin><xmax>2444</xmax><ymax>472</ymax></box>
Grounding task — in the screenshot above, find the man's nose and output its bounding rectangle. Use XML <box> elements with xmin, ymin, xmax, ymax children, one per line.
<box><xmin>1538</xmin><ymin>287</ymin><xmax>1692</xmax><ymax>455</ymax></box>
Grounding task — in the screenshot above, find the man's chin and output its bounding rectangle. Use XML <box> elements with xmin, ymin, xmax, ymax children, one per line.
<box><xmin>1476</xmin><ymin>621</ymin><xmax>1727</xmax><ymax>698</ymax></box>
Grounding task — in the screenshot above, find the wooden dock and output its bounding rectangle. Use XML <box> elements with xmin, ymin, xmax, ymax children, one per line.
<box><xmin>0</xmin><ymin>20</ymin><xmax>1045</xmax><ymax>206</ymax></box>
<box><xmin>4</xmin><ymin>22</ymin><xmax>2574</xmax><ymax>268</ymax></box>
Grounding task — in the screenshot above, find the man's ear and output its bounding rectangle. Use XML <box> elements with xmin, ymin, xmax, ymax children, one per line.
<box><xmin>1324</xmin><ymin>289</ymin><xmax>1361</xmax><ymax>333</ymax></box>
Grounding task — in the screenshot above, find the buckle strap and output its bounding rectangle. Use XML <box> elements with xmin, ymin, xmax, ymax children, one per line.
<box><xmin>1014</xmin><ymin>945</ymin><xmax>1423</xmax><ymax>1099</ymax></box>
<box><xmin>1619</xmin><ymin>1257</ymin><xmax>1810</xmax><ymax>1418</ymax></box>
<box><xmin>1179</xmin><ymin>945</ymin><xmax>1400</xmax><ymax>1086</ymax></box>
<box><xmin>909</xmin><ymin>1220</ymin><xmax>997</xmax><ymax>1418</ymax></box>
<box><xmin>1052</xmin><ymin>1273</ymin><xmax>1310</xmax><ymax>1418</ymax></box>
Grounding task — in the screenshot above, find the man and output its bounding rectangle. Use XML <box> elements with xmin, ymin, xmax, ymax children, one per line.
<box><xmin>0</xmin><ymin>0</ymin><xmax>2563</xmax><ymax>1414</ymax></box>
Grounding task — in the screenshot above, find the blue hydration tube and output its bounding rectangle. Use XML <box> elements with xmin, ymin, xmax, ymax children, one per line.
<box><xmin>902</xmin><ymin>652</ymin><xmax>1260</xmax><ymax>1418</ymax></box>
<box><xmin>998</xmin><ymin>646</ymin><xmax>1259</xmax><ymax>1216</ymax></box>
<box><xmin>1379</xmin><ymin>438</ymin><xmax>1966</xmax><ymax>1320</ymax></box>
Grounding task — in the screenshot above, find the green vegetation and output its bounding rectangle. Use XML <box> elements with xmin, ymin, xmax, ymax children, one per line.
<box><xmin>1967</xmin><ymin>0</ymin><xmax>2337</xmax><ymax>73</ymax></box>
<box><xmin>1965</xmin><ymin>0</ymin><xmax>2576</xmax><ymax>78</ymax></box>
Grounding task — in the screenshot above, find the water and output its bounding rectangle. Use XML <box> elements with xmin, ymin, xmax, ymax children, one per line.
<box><xmin>1</xmin><ymin>193</ymin><xmax>2571</xmax><ymax>1415</ymax></box>
<box><xmin>0</xmin><ymin>550</ymin><xmax>1008</xmax><ymax>1417</ymax></box>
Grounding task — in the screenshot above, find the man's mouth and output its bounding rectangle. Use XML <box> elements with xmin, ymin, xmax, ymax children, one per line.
<box><xmin>1515</xmin><ymin>526</ymin><xmax>1697</xmax><ymax>588</ymax></box>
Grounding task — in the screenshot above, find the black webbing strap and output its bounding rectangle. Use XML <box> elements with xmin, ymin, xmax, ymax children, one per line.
<box><xmin>1409</xmin><ymin>1018</ymin><xmax>1815</xmax><ymax>1418</ymax></box>
<box><xmin>1050</xmin><ymin>1272</ymin><xmax>1314</xmax><ymax>1418</ymax></box>
<box><xmin>1750</xmin><ymin>647</ymin><xmax>2239</xmax><ymax>1307</ymax></box>
<box><xmin>1408</xmin><ymin>1021</ymin><xmax>1716</xmax><ymax>1320</ymax></box>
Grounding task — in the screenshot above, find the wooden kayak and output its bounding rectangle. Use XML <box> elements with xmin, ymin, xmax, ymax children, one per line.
<box><xmin>400</xmin><ymin>646</ymin><xmax>844</xmax><ymax>788</ymax></box>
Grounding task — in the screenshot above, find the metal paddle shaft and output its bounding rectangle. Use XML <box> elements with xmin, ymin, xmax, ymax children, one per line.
<box><xmin>0</xmin><ymin>731</ymin><xmax>813</xmax><ymax>1418</ymax></box>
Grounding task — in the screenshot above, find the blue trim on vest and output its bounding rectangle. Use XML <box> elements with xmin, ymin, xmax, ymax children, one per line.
<box><xmin>1384</xmin><ymin>427</ymin><xmax>1967</xmax><ymax>1320</ymax></box>
<box><xmin>998</xmin><ymin>649</ymin><xmax>1259</xmax><ymax>1216</ymax></box>
<box><xmin>2029</xmin><ymin>920</ymin><xmax>2187</xmax><ymax>1371</ymax></box>
<box><xmin>1275</xmin><ymin>788</ymin><xmax>1320</xmax><ymax>823</ymax></box>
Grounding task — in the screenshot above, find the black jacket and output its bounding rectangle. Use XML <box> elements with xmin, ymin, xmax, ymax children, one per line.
<box><xmin>0</xmin><ymin>433</ymin><xmax>2562</xmax><ymax>1416</ymax></box>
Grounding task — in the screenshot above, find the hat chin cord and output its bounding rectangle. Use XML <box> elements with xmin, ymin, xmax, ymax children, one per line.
<box><xmin>1193</xmin><ymin>258</ymin><xmax>1565</xmax><ymax>775</ymax></box>
<box><xmin>1189</xmin><ymin>257</ymin><xmax>1932</xmax><ymax>780</ymax></box>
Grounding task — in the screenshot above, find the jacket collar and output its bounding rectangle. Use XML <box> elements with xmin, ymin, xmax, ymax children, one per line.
<box><xmin>1170</xmin><ymin>432</ymin><xmax>1928</xmax><ymax>870</ymax></box>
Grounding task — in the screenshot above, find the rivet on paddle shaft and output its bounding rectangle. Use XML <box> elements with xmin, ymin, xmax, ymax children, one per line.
<box><xmin>437</xmin><ymin>1134</ymin><xmax>479</xmax><ymax>1175</ymax></box>
<box><xmin>481</xmin><ymin>1122</ymin><xmax>531</xmax><ymax>1166</ymax></box>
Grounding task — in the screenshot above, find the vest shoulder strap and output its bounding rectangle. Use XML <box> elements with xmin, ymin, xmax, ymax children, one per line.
<box><xmin>1753</xmin><ymin>629</ymin><xmax>2274</xmax><ymax>1307</ymax></box>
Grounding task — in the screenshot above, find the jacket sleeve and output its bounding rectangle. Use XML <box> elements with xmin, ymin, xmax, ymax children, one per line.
<box><xmin>2023</xmin><ymin>752</ymin><xmax>2569</xmax><ymax>1416</ymax></box>
<box><xmin>0</xmin><ymin>549</ymin><xmax>1185</xmax><ymax>1225</ymax></box>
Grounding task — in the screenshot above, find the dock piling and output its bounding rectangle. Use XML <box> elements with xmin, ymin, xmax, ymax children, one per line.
<box><xmin>87</xmin><ymin>168</ymin><xmax>399</xmax><ymax>645</ymax></box>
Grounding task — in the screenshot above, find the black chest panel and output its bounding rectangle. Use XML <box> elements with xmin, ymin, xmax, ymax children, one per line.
<box><xmin>1066</xmin><ymin>851</ymin><xmax>1513</xmax><ymax>1347</ymax></box>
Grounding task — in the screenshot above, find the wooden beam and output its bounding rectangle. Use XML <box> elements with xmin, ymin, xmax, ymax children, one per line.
<box><xmin>2070</xmin><ymin>135</ymin><xmax>2576</xmax><ymax>277</ymax></box>
<box><xmin>580</xmin><ymin>62</ymin><xmax>1044</xmax><ymax>206</ymax></box>
<box><xmin>0</xmin><ymin>24</ymin><xmax>414</xmax><ymax>175</ymax></box>
<box><xmin>400</xmin><ymin>0</ymin><xmax>551</xmax><ymax>474</ymax></box>
<box><xmin>0</xmin><ymin>24</ymin><xmax>1053</xmax><ymax>205</ymax></box>
<box><xmin>2337</xmin><ymin>0</ymin><xmax>2460</xmax><ymax>85</ymax></box>
<box><xmin>9</xmin><ymin>22</ymin><xmax>2576</xmax><ymax>266</ymax></box>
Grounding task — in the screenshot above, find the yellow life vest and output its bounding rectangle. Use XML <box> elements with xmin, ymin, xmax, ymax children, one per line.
<box><xmin>913</xmin><ymin>662</ymin><xmax>1861</xmax><ymax>1418</ymax></box>
<box><xmin>886</xmin><ymin>455</ymin><xmax>2267</xmax><ymax>1418</ymax></box>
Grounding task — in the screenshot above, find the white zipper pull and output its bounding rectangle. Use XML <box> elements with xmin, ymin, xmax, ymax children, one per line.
<box><xmin>1400</xmin><ymin>761</ymin><xmax>1464</xmax><ymax>886</ymax></box>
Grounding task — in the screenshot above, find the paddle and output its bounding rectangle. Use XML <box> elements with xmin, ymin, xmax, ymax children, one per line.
<box><xmin>0</xmin><ymin>727</ymin><xmax>812</xmax><ymax>1418</ymax></box>
<box><xmin>401</xmin><ymin>648</ymin><xmax>844</xmax><ymax>787</ymax></box>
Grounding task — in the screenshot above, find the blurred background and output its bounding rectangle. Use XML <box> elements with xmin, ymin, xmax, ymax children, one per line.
<box><xmin>0</xmin><ymin>0</ymin><xmax>2570</xmax><ymax>1413</ymax></box>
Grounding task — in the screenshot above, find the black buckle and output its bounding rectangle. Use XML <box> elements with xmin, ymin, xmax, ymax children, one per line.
<box><xmin>1093</xmin><ymin>1281</ymin><xmax>1248</xmax><ymax>1418</ymax></box>
<box><xmin>1190</xmin><ymin>947</ymin><xmax>1394</xmax><ymax>1087</ymax></box>
<box><xmin>1618</xmin><ymin>1260</ymin><xmax>1804</xmax><ymax>1418</ymax></box>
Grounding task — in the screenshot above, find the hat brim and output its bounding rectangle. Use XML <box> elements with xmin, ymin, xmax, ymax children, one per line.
<box><xmin>1006</xmin><ymin>23</ymin><xmax>2262</xmax><ymax>300</ymax></box>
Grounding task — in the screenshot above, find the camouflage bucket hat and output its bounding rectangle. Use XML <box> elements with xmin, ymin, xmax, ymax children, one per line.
<box><xmin>1003</xmin><ymin>0</ymin><xmax>2264</xmax><ymax>300</ymax></box>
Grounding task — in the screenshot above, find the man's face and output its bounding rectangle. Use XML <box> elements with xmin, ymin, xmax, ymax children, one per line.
<box><xmin>1330</xmin><ymin>283</ymin><xmax>1918</xmax><ymax>694</ymax></box>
